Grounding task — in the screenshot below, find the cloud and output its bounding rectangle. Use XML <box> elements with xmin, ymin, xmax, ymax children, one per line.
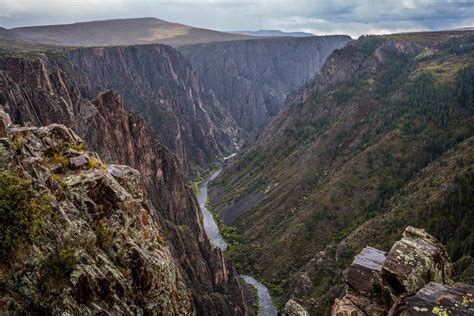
<box><xmin>0</xmin><ymin>0</ymin><xmax>472</xmax><ymax>36</ymax></box>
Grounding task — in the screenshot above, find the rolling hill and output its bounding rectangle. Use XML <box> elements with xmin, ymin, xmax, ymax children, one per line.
<box><xmin>10</xmin><ymin>17</ymin><xmax>254</xmax><ymax>47</ymax></box>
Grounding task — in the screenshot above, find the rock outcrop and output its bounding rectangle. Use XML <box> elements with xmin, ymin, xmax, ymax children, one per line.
<box><xmin>65</xmin><ymin>44</ymin><xmax>240</xmax><ymax>171</ymax></box>
<box><xmin>0</xmin><ymin>110</ymin><xmax>195</xmax><ymax>314</ymax></box>
<box><xmin>0</xmin><ymin>49</ymin><xmax>247</xmax><ymax>315</ymax></box>
<box><xmin>180</xmin><ymin>35</ymin><xmax>351</xmax><ymax>132</ymax></box>
<box><xmin>284</xmin><ymin>299</ymin><xmax>310</xmax><ymax>316</ymax></box>
<box><xmin>332</xmin><ymin>227</ymin><xmax>473</xmax><ymax>315</ymax></box>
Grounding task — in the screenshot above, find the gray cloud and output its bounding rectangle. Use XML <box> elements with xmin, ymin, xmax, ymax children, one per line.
<box><xmin>0</xmin><ymin>0</ymin><xmax>472</xmax><ymax>37</ymax></box>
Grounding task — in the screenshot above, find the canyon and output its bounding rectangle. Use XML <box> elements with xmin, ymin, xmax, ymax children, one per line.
<box><xmin>0</xmin><ymin>19</ymin><xmax>348</xmax><ymax>314</ymax></box>
<box><xmin>0</xmin><ymin>43</ymin><xmax>246</xmax><ymax>315</ymax></box>
<box><xmin>1</xmin><ymin>17</ymin><xmax>473</xmax><ymax>316</ymax></box>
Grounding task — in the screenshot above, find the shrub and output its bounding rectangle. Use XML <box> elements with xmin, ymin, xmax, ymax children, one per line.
<box><xmin>87</xmin><ymin>157</ymin><xmax>100</xmax><ymax>169</ymax></box>
<box><xmin>0</xmin><ymin>170</ymin><xmax>52</xmax><ymax>254</ymax></box>
<box><xmin>42</xmin><ymin>243</ymin><xmax>77</xmax><ymax>289</ymax></box>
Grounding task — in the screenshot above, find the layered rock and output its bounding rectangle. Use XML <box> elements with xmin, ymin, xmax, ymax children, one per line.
<box><xmin>64</xmin><ymin>44</ymin><xmax>240</xmax><ymax>171</ymax></box>
<box><xmin>332</xmin><ymin>227</ymin><xmax>473</xmax><ymax>315</ymax></box>
<box><xmin>180</xmin><ymin>35</ymin><xmax>351</xmax><ymax>132</ymax></box>
<box><xmin>0</xmin><ymin>111</ymin><xmax>194</xmax><ymax>314</ymax></box>
<box><xmin>0</xmin><ymin>49</ymin><xmax>247</xmax><ymax>314</ymax></box>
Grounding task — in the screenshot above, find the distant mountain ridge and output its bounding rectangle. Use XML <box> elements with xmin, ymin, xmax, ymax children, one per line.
<box><xmin>9</xmin><ymin>17</ymin><xmax>254</xmax><ymax>47</ymax></box>
<box><xmin>0</xmin><ymin>27</ymin><xmax>19</xmax><ymax>40</ymax></box>
<box><xmin>233</xmin><ymin>29</ymin><xmax>315</xmax><ymax>37</ymax></box>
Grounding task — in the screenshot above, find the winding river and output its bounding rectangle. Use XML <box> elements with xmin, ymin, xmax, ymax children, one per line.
<box><xmin>197</xmin><ymin>167</ymin><xmax>278</xmax><ymax>316</ymax></box>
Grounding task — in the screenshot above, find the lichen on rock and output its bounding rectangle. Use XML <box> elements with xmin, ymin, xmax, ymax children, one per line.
<box><xmin>0</xmin><ymin>109</ymin><xmax>195</xmax><ymax>314</ymax></box>
<box><xmin>332</xmin><ymin>226</ymin><xmax>472</xmax><ymax>315</ymax></box>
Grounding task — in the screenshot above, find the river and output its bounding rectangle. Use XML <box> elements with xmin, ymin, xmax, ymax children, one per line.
<box><xmin>196</xmin><ymin>168</ymin><xmax>278</xmax><ymax>316</ymax></box>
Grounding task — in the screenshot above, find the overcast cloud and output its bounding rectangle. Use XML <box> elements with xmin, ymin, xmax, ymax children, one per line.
<box><xmin>0</xmin><ymin>0</ymin><xmax>473</xmax><ymax>37</ymax></box>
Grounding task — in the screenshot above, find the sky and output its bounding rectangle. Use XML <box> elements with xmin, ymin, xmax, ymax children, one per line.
<box><xmin>0</xmin><ymin>0</ymin><xmax>473</xmax><ymax>38</ymax></box>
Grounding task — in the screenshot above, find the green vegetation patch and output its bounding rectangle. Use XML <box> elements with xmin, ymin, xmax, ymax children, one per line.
<box><xmin>0</xmin><ymin>170</ymin><xmax>52</xmax><ymax>254</ymax></box>
<box><xmin>42</xmin><ymin>242</ymin><xmax>77</xmax><ymax>290</ymax></box>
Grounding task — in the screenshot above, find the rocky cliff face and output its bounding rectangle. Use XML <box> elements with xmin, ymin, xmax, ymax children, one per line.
<box><xmin>209</xmin><ymin>30</ymin><xmax>474</xmax><ymax>313</ymax></box>
<box><xmin>0</xmin><ymin>49</ymin><xmax>247</xmax><ymax>315</ymax></box>
<box><xmin>0</xmin><ymin>111</ymin><xmax>195</xmax><ymax>314</ymax></box>
<box><xmin>63</xmin><ymin>44</ymin><xmax>239</xmax><ymax>172</ymax></box>
<box><xmin>180</xmin><ymin>36</ymin><xmax>351</xmax><ymax>132</ymax></box>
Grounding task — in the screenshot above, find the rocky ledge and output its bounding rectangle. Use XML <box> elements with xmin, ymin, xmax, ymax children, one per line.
<box><xmin>0</xmin><ymin>109</ymin><xmax>194</xmax><ymax>314</ymax></box>
<box><xmin>331</xmin><ymin>227</ymin><xmax>473</xmax><ymax>316</ymax></box>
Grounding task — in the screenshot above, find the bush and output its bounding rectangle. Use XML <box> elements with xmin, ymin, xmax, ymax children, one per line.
<box><xmin>42</xmin><ymin>243</ymin><xmax>77</xmax><ymax>290</ymax></box>
<box><xmin>0</xmin><ymin>170</ymin><xmax>52</xmax><ymax>254</ymax></box>
<box><xmin>45</xmin><ymin>245</ymin><xmax>77</xmax><ymax>280</ymax></box>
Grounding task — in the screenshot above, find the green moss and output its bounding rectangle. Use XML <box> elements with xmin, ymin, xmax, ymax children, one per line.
<box><xmin>87</xmin><ymin>157</ymin><xmax>100</xmax><ymax>169</ymax></box>
<box><xmin>51</xmin><ymin>152</ymin><xmax>70</xmax><ymax>169</ymax></box>
<box><xmin>11</xmin><ymin>134</ymin><xmax>24</xmax><ymax>150</ymax></box>
<box><xmin>0</xmin><ymin>170</ymin><xmax>52</xmax><ymax>254</ymax></box>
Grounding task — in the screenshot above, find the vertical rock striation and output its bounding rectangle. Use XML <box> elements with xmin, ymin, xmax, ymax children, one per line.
<box><xmin>64</xmin><ymin>44</ymin><xmax>240</xmax><ymax>171</ymax></box>
<box><xmin>179</xmin><ymin>35</ymin><xmax>351</xmax><ymax>132</ymax></box>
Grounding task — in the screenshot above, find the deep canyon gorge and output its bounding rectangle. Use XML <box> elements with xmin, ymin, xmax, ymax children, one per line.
<box><xmin>0</xmin><ymin>15</ymin><xmax>473</xmax><ymax>316</ymax></box>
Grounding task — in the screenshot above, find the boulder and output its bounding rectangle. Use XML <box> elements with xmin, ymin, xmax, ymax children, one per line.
<box><xmin>107</xmin><ymin>164</ymin><xmax>141</xmax><ymax>179</ymax></box>
<box><xmin>107</xmin><ymin>164</ymin><xmax>143</xmax><ymax>199</ymax></box>
<box><xmin>331</xmin><ymin>296</ymin><xmax>365</xmax><ymax>316</ymax></box>
<box><xmin>347</xmin><ymin>246</ymin><xmax>386</xmax><ymax>298</ymax></box>
<box><xmin>285</xmin><ymin>298</ymin><xmax>310</xmax><ymax>316</ymax></box>
<box><xmin>69</xmin><ymin>154</ymin><xmax>89</xmax><ymax>169</ymax></box>
<box><xmin>332</xmin><ymin>227</ymin><xmax>464</xmax><ymax>315</ymax></box>
<box><xmin>36</xmin><ymin>123</ymin><xmax>83</xmax><ymax>147</ymax></box>
<box><xmin>382</xmin><ymin>226</ymin><xmax>453</xmax><ymax>299</ymax></box>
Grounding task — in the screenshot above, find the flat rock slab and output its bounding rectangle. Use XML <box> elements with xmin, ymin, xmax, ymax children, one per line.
<box><xmin>405</xmin><ymin>282</ymin><xmax>474</xmax><ymax>315</ymax></box>
<box><xmin>347</xmin><ymin>246</ymin><xmax>387</xmax><ymax>297</ymax></box>
<box><xmin>69</xmin><ymin>154</ymin><xmax>89</xmax><ymax>168</ymax></box>
<box><xmin>107</xmin><ymin>164</ymin><xmax>140</xmax><ymax>179</ymax></box>
<box><xmin>64</xmin><ymin>148</ymin><xmax>83</xmax><ymax>157</ymax></box>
